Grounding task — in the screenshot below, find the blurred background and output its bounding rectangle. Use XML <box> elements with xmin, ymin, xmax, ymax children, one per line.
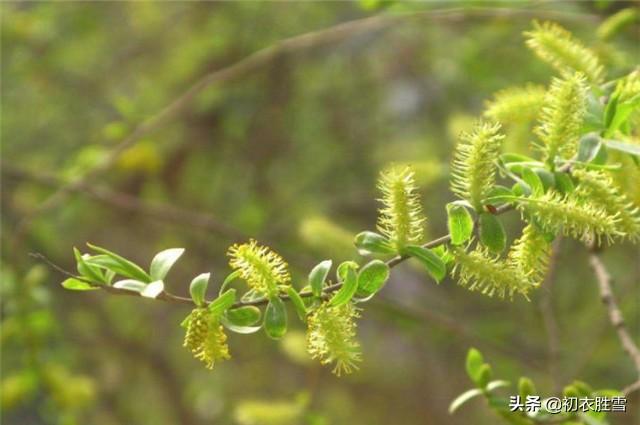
<box><xmin>1</xmin><ymin>1</ymin><xmax>639</xmax><ymax>424</ymax></box>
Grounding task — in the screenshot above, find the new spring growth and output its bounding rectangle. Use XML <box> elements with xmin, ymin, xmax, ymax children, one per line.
<box><xmin>228</xmin><ymin>239</ymin><xmax>291</xmax><ymax>298</ymax></box>
<box><xmin>451</xmin><ymin>121</ymin><xmax>504</xmax><ymax>210</ymax></box>
<box><xmin>484</xmin><ymin>84</ymin><xmax>547</xmax><ymax>124</ymax></box>
<box><xmin>306</xmin><ymin>301</ymin><xmax>362</xmax><ymax>376</ymax></box>
<box><xmin>377</xmin><ymin>165</ymin><xmax>426</xmax><ymax>251</ymax></box>
<box><xmin>183</xmin><ymin>308</ymin><xmax>230</xmax><ymax>370</ymax></box>
<box><xmin>573</xmin><ymin>169</ymin><xmax>640</xmax><ymax>242</ymax></box>
<box><xmin>516</xmin><ymin>192</ymin><xmax>622</xmax><ymax>244</ymax></box>
<box><xmin>535</xmin><ymin>72</ymin><xmax>587</xmax><ymax>166</ymax></box>
<box><xmin>452</xmin><ymin>247</ymin><xmax>533</xmax><ymax>300</ymax></box>
<box><xmin>507</xmin><ymin>225</ymin><xmax>551</xmax><ymax>287</ymax></box>
<box><xmin>524</xmin><ymin>20</ymin><xmax>605</xmax><ymax>84</ymax></box>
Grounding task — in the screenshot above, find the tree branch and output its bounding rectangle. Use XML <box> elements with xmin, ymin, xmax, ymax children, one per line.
<box><xmin>12</xmin><ymin>6</ymin><xmax>598</xmax><ymax>241</ymax></box>
<box><xmin>3</xmin><ymin>161</ymin><xmax>246</xmax><ymax>239</ymax></box>
<box><xmin>587</xmin><ymin>250</ymin><xmax>640</xmax><ymax>378</ymax></box>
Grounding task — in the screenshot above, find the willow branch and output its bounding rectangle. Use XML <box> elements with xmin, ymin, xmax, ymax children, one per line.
<box><xmin>3</xmin><ymin>161</ymin><xmax>246</xmax><ymax>239</ymax></box>
<box><xmin>587</xmin><ymin>250</ymin><xmax>640</xmax><ymax>378</ymax></box>
<box><xmin>13</xmin><ymin>6</ymin><xmax>598</xmax><ymax>239</ymax></box>
<box><xmin>33</xmin><ymin>201</ymin><xmax>516</xmax><ymax>309</ymax></box>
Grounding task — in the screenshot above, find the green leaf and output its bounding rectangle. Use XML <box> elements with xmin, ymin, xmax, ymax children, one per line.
<box><xmin>353</xmin><ymin>231</ymin><xmax>395</xmax><ymax>255</ymax></box>
<box><xmin>533</xmin><ymin>168</ymin><xmax>555</xmax><ymax>191</ymax></box>
<box><xmin>329</xmin><ymin>266</ymin><xmax>358</xmax><ymax>307</ymax></box>
<box><xmin>189</xmin><ymin>273</ymin><xmax>210</xmax><ymax>307</ymax></box>
<box><xmin>336</xmin><ymin>261</ymin><xmax>359</xmax><ymax>281</ymax></box>
<box><xmin>476</xmin><ymin>364</ymin><xmax>492</xmax><ymax>388</ymax></box>
<box><xmin>518</xmin><ymin>377</ymin><xmax>537</xmax><ymax>399</ymax></box>
<box><xmin>86</xmin><ymin>243</ymin><xmax>151</xmax><ymax>282</ymax></box>
<box><xmin>220</xmin><ymin>317</ymin><xmax>262</xmax><ymax>334</ymax></box>
<box><xmin>603</xmin><ymin>91</ymin><xmax>619</xmax><ymax>129</ymax></box>
<box><xmin>208</xmin><ymin>289</ymin><xmax>237</xmax><ymax>316</ymax></box>
<box><xmin>141</xmin><ymin>280</ymin><xmax>164</xmax><ymax>298</ymax></box>
<box><xmin>521</xmin><ymin>168</ymin><xmax>544</xmax><ymax>196</ymax></box>
<box><xmin>73</xmin><ymin>248</ymin><xmax>105</xmax><ymax>284</ymax></box>
<box><xmin>286</xmin><ymin>287</ymin><xmax>308</xmax><ymax>322</ymax></box>
<box><xmin>309</xmin><ymin>260</ymin><xmax>332</xmax><ymax>298</ymax></box>
<box><xmin>486</xmin><ymin>380</ymin><xmax>510</xmax><ymax>392</ymax></box>
<box><xmin>479</xmin><ymin>213</ymin><xmax>506</xmax><ymax>254</ymax></box>
<box><xmin>113</xmin><ymin>279</ymin><xmax>146</xmax><ymax>292</ymax></box>
<box><xmin>604</xmin><ymin>139</ymin><xmax>640</xmax><ymax>157</ymax></box>
<box><xmin>447</xmin><ymin>203</ymin><xmax>474</xmax><ymax>245</ymax></box>
<box><xmin>465</xmin><ymin>348</ymin><xmax>484</xmax><ymax>382</ymax></box>
<box><xmin>577</xmin><ymin>133</ymin><xmax>602</xmax><ymax>163</ymax></box>
<box><xmin>448</xmin><ymin>388</ymin><xmax>483</xmax><ymax>414</ymax></box>
<box><xmin>554</xmin><ymin>171</ymin><xmax>575</xmax><ymax>194</ymax></box>
<box><xmin>356</xmin><ymin>259</ymin><xmax>390</xmax><ymax>297</ymax></box>
<box><xmin>225</xmin><ymin>306</ymin><xmax>261</xmax><ymax>327</ymax></box>
<box><xmin>485</xmin><ymin>185</ymin><xmax>514</xmax><ymax>204</ymax></box>
<box><xmin>149</xmin><ymin>248</ymin><xmax>184</xmax><ymax>281</ymax></box>
<box><xmin>264</xmin><ymin>296</ymin><xmax>287</xmax><ymax>339</ymax></box>
<box><xmin>401</xmin><ymin>245</ymin><xmax>446</xmax><ymax>283</ymax></box>
<box><xmin>61</xmin><ymin>278</ymin><xmax>98</xmax><ymax>291</ymax></box>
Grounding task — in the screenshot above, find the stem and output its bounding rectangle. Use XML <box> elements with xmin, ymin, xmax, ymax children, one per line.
<box><xmin>587</xmin><ymin>250</ymin><xmax>640</xmax><ymax>377</ymax></box>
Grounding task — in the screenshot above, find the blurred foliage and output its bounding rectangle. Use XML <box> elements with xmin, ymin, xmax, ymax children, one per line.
<box><xmin>1</xmin><ymin>1</ymin><xmax>639</xmax><ymax>425</ymax></box>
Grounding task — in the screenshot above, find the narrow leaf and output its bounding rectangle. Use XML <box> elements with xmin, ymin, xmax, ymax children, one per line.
<box><xmin>604</xmin><ymin>139</ymin><xmax>640</xmax><ymax>157</ymax></box>
<box><xmin>208</xmin><ymin>289</ymin><xmax>237</xmax><ymax>316</ymax></box>
<box><xmin>113</xmin><ymin>279</ymin><xmax>146</xmax><ymax>292</ymax></box>
<box><xmin>141</xmin><ymin>280</ymin><xmax>164</xmax><ymax>299</ymax></box>
<box><xmin>448</xmin><ymin>388</ymin><xmax>483</xmax><ymax>414</ymax></box>
<box><xmin>286</xmin><ymin>287</ymin><xmax>308</xmax><ymax>322</ymax></box>
<box><xmin>521</xmin><ymin>168</ymin><xmax>544</xmax><ymax>196</ymax></box>
<box><xmin>189</xmin><ymin>273</ymin><xmax>210</xmax><ymax>307</ymax></box>
<box><xmin>353</xmin><ymin>231</ymin><xmax>395</xmax><ymax>255</ymax></box>
<box><xmin>447</xmin><ymin>203</ymin><xmax>474</xmax><ymax>245</ymax></box>
<box><xmin>61</xmin><ymin>278</ymin><xmax>98</xmax><ymax>291</ymax></box>
<box><xmin>150</xmin><ymin>248</ymin><xmax>184</xmax><ymax>281</ymax></box>
<box><xmin>73</xmin><ymin>248</ymin><xmax>105</xmax><ymax>284</ymax></box>
<box><xmin>465</xmin><ymin>348</ymin><xmax>484</xmax><ymax>382</ymax></box>
<box><xmin>86</xmin><ymin>243</ymin><xmax>151</xmax><ymax>282</ymax></box>
<box><xmin>402</xmin><ymin>245</ymin><xmax>446</xmax><ymax>283</ymax></box>
<box><xmin>329</xmin><ymin>266</ymin><xmax>358</xmax><ymax>307</ymax></box>
<box><xmin>309</xmin><ymin>260</ymin><xmax>332</xmax><ymax>298</ymax></box>
<box><xmin>264</xmin><ymin>297</ymin><xmax>287</xmax><ymax>339</ymax></box>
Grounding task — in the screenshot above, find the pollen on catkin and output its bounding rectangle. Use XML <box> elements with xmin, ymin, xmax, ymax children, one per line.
<box><xmin>573</xmin><ymin>169</ymin><xmax>640</xmax><ymax>242</ymax></box>
<box><xmin>376</xmin><ymin>165</ymin><xmax>426</xmax><ymax>251</ymax></box>
<box><xmin>451</xmin><ymin>121</ymin><xmax>504</xmax><ymax>210</ymax></box>
<box><xmin>507</xmin><ymin>225</ymin><xmax>551</xmax><ymax>287</ymax></box>
<box><xmin>183</xmin><ymin>308</ymin><xmax>230</xmax><ymax>370</ymax></box>
<box><xmin>452</xmin><ymin>247</ymin><xmax>533</xmax><ymax>300</ymax></box>
<box><xmin>516</xmin><ymin>191</ymin><xmax>622</xmax><ymax>244</ymax></box>
<box><xmin>535</xmin><ymin>73</ymin><xmax>587</xmax><ymax>165</ymax></box>
<box><xmin>524</xmin><ymin>20</ymin><xmax>605</xmax><ymax>84</ymax></box>
<box><xmin>227</xmin><ymin>239</ymin><xmax>291</xmax><ymax>297</ymax></box>
<box><xmin>484</xmin><ymin>84</ymin><xmax>547</xmax><ymax>125</ymax></box>
<box><xmin>306</xmin><ymin>302</ymin><xmax>362</xmax><ymax>376</ymax></box>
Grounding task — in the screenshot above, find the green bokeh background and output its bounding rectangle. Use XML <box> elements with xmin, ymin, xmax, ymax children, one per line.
<box><xmin>1</xmin><ymin>1</ymin><xmax>638</xmax><ymax>424</ymax></box>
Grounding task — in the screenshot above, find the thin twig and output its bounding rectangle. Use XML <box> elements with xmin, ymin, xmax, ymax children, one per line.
<box><xmin>587</xmin><ymin>250</ymin><xmax>640</xmax><ymax>378</ymax></box>
<box><xmin>12</xmin><ymin>6</ymin><xmax>598</xmax><ymax>240</ymax></box>
<box><xmin>3</xmin><ymin>162</ymin><xmax>245</xmax><ymax>239</ymax></box>
<box><xmin>538</xmin><ymin>237</ymin><xmax>562</xmax><ymax>392</ymax></box>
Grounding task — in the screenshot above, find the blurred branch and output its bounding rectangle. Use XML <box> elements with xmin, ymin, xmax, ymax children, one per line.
<box><xmin>538</xmin><ymin>237</ymin><xmax>562</xmax><ymax>391</ymax></box>
<box><xmin>13</xmin><ymin>5</ymin><xmax>599</xmax><ymax>241</ymax></box>
<box><xmin>3</xmin><ymin>161</ymin><xmax>246</xmax><ymax>239</ymax></box>
<box><xmin>587</xmin><ymin>250</ymin><xmax>640</xmax><ymax>379</ymax></box>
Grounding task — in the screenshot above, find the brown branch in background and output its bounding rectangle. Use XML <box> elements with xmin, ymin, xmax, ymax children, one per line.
<box><xmin>538</xmin><ymin>237</ymin><xmax>562</xmax><ymax>392</ymax></box>
<box><xmin>587</xmin><ymin>250</ymin><xmax>640</xmax><ymax>379</ymax></box>
<box><xmin>3</xmin><ymin>162</ymin><xmax>245</xmax><ymax>240</ymax></box>
<box><xmin>11</xmin><ymin>6</ymin><xmax>598</xmax><ymax>242</ymax></box>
